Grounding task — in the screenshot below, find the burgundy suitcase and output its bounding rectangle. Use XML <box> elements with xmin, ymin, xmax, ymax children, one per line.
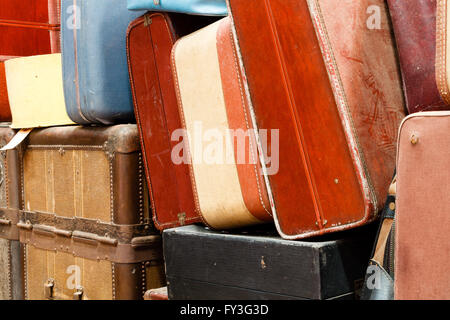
<box><xmin>387</xmin><ymin>0</ymin><xmax>450</xmax><ymax>113</ymax></box>
<box><xmin>127</xmin><ymin>13</ymin><xmax>221</xmax><ymax>230</ymax></box>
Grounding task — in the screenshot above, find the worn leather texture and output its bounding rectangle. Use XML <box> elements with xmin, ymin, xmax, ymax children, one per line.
<box><xmin>0</xmin><ymin>0</ymin><xmax>60</xmax><ymax>56</ymax></box>
<box><xmin>0</xmin><ymin>57</ymin><xmax>15</xmax><ymax>122</ymax></box>
<box><xmin>228</xmin><ymin>0</ymin><xmax>405</xmax><ymax>239</ymax></box>
<box><xmin>128</xmin><ymin>0</ymin><xmax>228</xmax><ymax>16</ymax></box>
<box><xmin>172</xmin><ymin>17</ymin><xmax>272</xmax><ymax>229</ymax></box>
<box><xmin>4</xmin><ymin>54</ymin><xmax>75</xmax><ymax>128</ymax></box>
<box><xmin>388</xmin><ymin>0</ymin><xmax>449</xmax><ymax>113</ymax></box>
<box><xmin>0</xmin><ymin>126</ymin><xmax>24</xmax><ymax>300</ymax></box>
<box><xmin>395</xmin><ymin>112</ymin><xmax>450</xmax><ymax>300</ymax></box>
<box><xmin>22</xmin><ymin>125</ymin><xmax>165</xmax><ymax>300</ymax></box>
<box><xmin>127</xmin><ymin>13</ymin><xmax>203</xmax><ymax>230</ymax></box>
<box><xmin>61</xmin><ymin>0</ymin><xmax>144</xmax><ymax>125</ymax></box>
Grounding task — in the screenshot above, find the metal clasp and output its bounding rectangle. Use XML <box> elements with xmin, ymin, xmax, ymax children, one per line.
<box><xmin>73</xmin><ymin>286</ymin><xmax>84</xmax><ymax>300</ymax></box>
<box><xmin>44</xmin><ymin>279</ymin><xmax>55</xmax><ymax>299</ymax></box>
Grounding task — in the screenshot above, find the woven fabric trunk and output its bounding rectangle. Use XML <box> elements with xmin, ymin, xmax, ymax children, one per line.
<box><xmin>0</xmin><ymin>125</ymin><xmax>23</xmax><ymax>300</ymax></box>
<box><xmin>19</xmin><ymin>125</ymin><xmax>165</xmax><ymax>300</ymax></box>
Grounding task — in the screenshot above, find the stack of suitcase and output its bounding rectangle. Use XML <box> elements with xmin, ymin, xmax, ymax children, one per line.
<box><xmin>0</xmin><ymin>0</ymin><xmax>448</xmax><ymax>301</ymax></box>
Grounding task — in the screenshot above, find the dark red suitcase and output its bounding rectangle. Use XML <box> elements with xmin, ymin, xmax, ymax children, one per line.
<box><xmin>127</xmin><ymin>13</ymin><xmax>217</xmax><ymax>230</ymax></box>
<box><xmin>0</xmin><ymin>0</ymin><xmax>60</xmax><ymax>56</ymax></box>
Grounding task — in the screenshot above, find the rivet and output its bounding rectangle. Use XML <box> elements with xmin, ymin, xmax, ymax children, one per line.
<box><xmin>389</xmin><ymin>202</ymin><xmax>396</xmax><ymax>211</ymax></box>
<box><xmin>411</xmin><ymin>134</ymin><xmax>419</xmax><ymax>145</ymax></box>
<box><xmin>323</xmin><ymin>220</ymin><xmax>328</xmax><ymax>226</ymax></box>
<box><xmin>334</xmin><ymin>179</ymin><xmax>339</xmax><ymax>184</ymax></box>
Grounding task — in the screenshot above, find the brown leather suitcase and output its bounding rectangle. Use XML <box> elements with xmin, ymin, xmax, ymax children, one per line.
<box><xmin>0</xmin><ymin>125</ymin><xmax>23</xmax><ymax>300</ymax></box>
<box><xmin>127</xmin><ymin>13</ymin><xmax>218</xmax><ymax>230</ymax></box>
<box><xmin>227</xmin><ymin>0</ymin><xmax>405</xmax><ymax>239</ymax></box>
<box><xmin>387</xmin><ymin>0</ymin><xmax>450</xmax><ymax>113</ymax></box>
<box><xmin>18</xmin><ymin>125</ymin><xmax>165</xmax><ymax>300</ymax></box>
<box><xmin>0</xmin><ymin>0</ymin><xmax>61</xmax><ymax>56</ymax></box>
<box><xmin>171</xmin><ymin>16</ymin><xmax>273</xmax><ymax>229</ymax></box>
<box><xmin>395</xmin><ymin>111</ymin><xmax>450</xmax><ymax>300</ymax></box>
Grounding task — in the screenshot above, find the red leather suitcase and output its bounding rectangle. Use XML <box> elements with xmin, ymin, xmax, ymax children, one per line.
<box><xmin>0</xmin><ymin>0</ymin><xmax>60</xmax><ymax>56</ymax></box>
<box><xmin>127</xmin><ymin>13</ymin><xmax>219</xmax><ymax>230</ymax></box>
<box><xmin>228</xmin><ymin>0</ymin><xmax>405</xmax><ymax>238</ymax></box>
<box><xmin>0</xmin><ymin>56</ymin><xmax>17</xmax><ymax>122</ymax></box>
<box><xmin>387</xmin><ymin>0</ymin><xmax>450</xmax><ymax>113</ymax></box>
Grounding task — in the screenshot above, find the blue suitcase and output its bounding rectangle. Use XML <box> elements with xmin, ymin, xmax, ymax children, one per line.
<box><xmin>127</xmin><ymin>0</ymin><xmax>228</xmax><ymax>16</ymax></box>
<box><xmin>62</xmin><ymin>0</ymin><xmax>144</xmax><ymax>125</ymax></box>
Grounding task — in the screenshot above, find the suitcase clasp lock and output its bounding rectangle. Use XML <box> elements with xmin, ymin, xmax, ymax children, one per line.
<box><xmin>73</xmin><ymin>286</ymin><xmax>84</xmax><ymax>300</ymax></box>
<box><xmin>144</xmin><ymin>15</ymin><xmax>153</xmax><ymax>27</ymax></box>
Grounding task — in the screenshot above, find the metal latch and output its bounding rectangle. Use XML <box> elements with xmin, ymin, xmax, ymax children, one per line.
<box><xmin>144</xmin><ymin>15</ymin><xmax>152</xmax><ymax>27</ymax></box>
<box><xmin>44</xmin><ymin>279</ymin><xmax>55</xmax><ymax>299</ymax></box>
<box><xmin>73</xmin><ymin>286</ymin><xmax>84</xmax><ymax>300</ymax></box>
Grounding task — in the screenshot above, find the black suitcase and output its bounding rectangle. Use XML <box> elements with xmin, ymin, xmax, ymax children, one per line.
<box><xmin>163</xmin><ymin>224</ymin><xmax>377</xmax><ymax>300</ymax></box>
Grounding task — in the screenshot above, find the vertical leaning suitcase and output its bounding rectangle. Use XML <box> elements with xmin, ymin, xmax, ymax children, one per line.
<box><xmin>171</xmin><ymin>16</ymin><xmax>273</xmax><ymax>229</ymax></box>
<box><xmin>395</xmin><ymin>111</ymin><xmax>450</xmax><ymax>300</ymax></box>
<box><xmin>387</xmin><ymin>0</ymin><xmax>450</xmax><ymax>113</ymax></box>
<box><xmin>127</xmin><ymin>13</ymin><xmax>219</xmax><ymax>230</ymax></box>
<box><xmin>0</xmin><ymin>125</ymin><xmax>23</xmax><ymax>300</ymax></box>
<box><xmin>61</xmin><ymin>0</ymin><xmax>143</xmax><ymax>125</ymax></box>
<box><xmin>0</xmin><ymin>0</ymin><xmax>60</xmax><ymax>56</ymax></box>
<box><xmin>19</xmin><ymin>125</ymin><xmax>165</xmax><ymax>300</ymax></box>
<box><xmin>227</xmin><ymin>0</ymin><xmax>405</xmax><ymax>239</ymax></box>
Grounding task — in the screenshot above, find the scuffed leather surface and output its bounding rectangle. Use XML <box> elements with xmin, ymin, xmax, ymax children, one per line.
<box><xmin>0</xmin><ymin>238</ymin><xmax>11</xmax><ymax>300</ymax></box>
<box><xmin>229</xmin><ymin>0</ymin><xmax>403</xmax><ymax>238</ymax></box>
<box><xmin>395</xmin><ymin>112</ymin><xmax>450</xmax><ymax>299</ymax></box>
<box><xmin>128</xmin><ymin>0</ymin><xmax>228</xmax><ymax>16</ymax></box>
<box><xmin>0</xmin><ymin>58</ymin><xmax>12</xmax><ymax>121</ymax></box>
<box><xmin>387</xmin><ymin>0</ymin><xmax>448</xmax><ymax>113</ymax></box>
<box><xmin>61</xmin><ymin>0</ymin><xmax>144</xmax><ymax>125</ymax></box>
<box><xmin>361</xmin><ymin>261</ymin><xmax>394</xmax><ymax>300</ymax></box>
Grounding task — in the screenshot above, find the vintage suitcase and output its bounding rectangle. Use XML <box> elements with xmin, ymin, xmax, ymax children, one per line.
<box><xmin>0</xmin><ymin>125</ymin><xmax>24</xmax><ymax>300</ymax></box>
<box><xmin>164</xmin><ymin>224</ymin><xmax>377</xmax><ymax>300</ymax></box>
<box><xmin>0</xmin><ymin>0</ymin><xmax>60</xmax><ymax>56</ymax></box>
<box><xmin>387</xmin><ymin>0</ymin><xmax>450</xmax><ymax>113</ymax></box>
<box><xmin>171</xmin><ymin>17</ymin><xmax>273</xmax><ymax>230</ymax></box>
<box><xmin>395</xmin><ymin>111</ymin><xmax>450</xmax><ymax>300</ymax></box>
<box><xmin>227</xmin><ymin>0</ymin><xmax>405</xmax><ymax>239</ymax></box>
<box><xmin>0</xmin><ymin>56</ymin><xmax>17</xmax><ymax>122</ymax></box>
<box><xmin>127</xmin><ymin>13</ymin><xmax>219</xmax><ymax>230</ymax></box>
<box><xmin>127</xmin><ymin>0</ymin><xmax>228</xmax><ymax>16</ymax></box>
<box><xmin>4</xmin><ymin>54</ymin><xmax>75</xmax><ymax>129</ymax></box>
<box><xmin>61</xmin><ymin>0</ymin><xmax>144</xmax><ymax>125</ymax></box>
<box><xmin>18</xmin><ymin>125</ymin><xmax>166</xmax><ymax>300</ymax></box>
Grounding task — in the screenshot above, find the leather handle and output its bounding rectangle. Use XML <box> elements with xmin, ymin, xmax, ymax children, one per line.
<box><xmin>131</xmin><ymin>235</ymin><xmax>161</xmax><ymax>248</ymax></box>
<box><xmin>17</xmin><ymin>221</ymin><xmax>33</xmax><ymax>230</ymax></box>
<box><xmin>72</xmin><ymin>231</ymin><xmax>118</xmax><ymax>246</ymax></box>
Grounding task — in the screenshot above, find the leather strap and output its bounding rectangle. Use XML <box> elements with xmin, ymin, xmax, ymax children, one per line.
<box><xmin>0</xmin><ymin>19</ymin><xmax>60</xmax><ymax>31</ymax></box>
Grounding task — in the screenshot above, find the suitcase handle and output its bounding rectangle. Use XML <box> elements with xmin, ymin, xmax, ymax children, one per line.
<box><xmin>17</xmin><ymin>221</ymin><xmax>33</xmax><ymax>230</ymax></box>
<box><xmin>131</xmin><ymin>235</ymin><xmax>161</xmax><ymax>248</ymax></box>
<box><xmin>0</xmin><ymin>218</ymin><xmax>11</xmax><ymax>226</ymax></box>
<box><xmin>72</xmin><ymin>230</ymin><xmax>118</xmax><ymax>246</ymax></box>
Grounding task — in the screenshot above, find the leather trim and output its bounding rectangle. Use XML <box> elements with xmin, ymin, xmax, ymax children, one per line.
<box><xmin>436</xmin><ymin>0</ymin><xmax>450</xmax><ymax>104</ymax></box>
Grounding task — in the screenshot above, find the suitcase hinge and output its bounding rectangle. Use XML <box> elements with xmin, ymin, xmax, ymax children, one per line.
<box><xmin>73</xmin><ymin>286</ymin><xmax>84</xmax><ymax>300</ymax></box>
<box><xmin>44</xmin><ymin>279</ymin><xmax>55</xmax><ymax>299</ymax></box>
<box><xmin>178</xmin><ymin>212</ymin><xmax>186</xmax><ymax>226</ymax></box>
<box><xmin>144</xmin><ymin>15</ymin><xmax>153</xmax><ymax>27</ymax></box>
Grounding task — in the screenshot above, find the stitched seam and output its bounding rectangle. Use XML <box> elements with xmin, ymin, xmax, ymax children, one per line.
<box><xmin>171</xmin><ymin>40</ymin><xmax>210</xmax><ymax>228</ymax></box>
<box><xmin>138</xmin><ymin>153</ymin><xmax>144</xmax><ymax>224</ymax></box>
<box><xmin>436</xmin><ymin>0</ymin><xmax>450</xmax><ymax>103</ymax></box>
<box><xmin>111</xmin><ymin>262</ymin><xmax>116</xmax><ymax>300</ymax></box>
<box><xmin>308</xmin><ymin>0</ymin><xmax>376</xmax><ymax>218</ymax></box>
<box><xmin>109</xmin><ymin>157</ymin><xmax>114</xmax><ymax>223</ymax></box>
<box><xmin>141</xmin><ymin>262</ymin><xmax>146</xmax><ymax>298</ymax></box>
<box><xmin>7</xmin><ymin>241</ymin><xmax>12</xmax><ymax>300</ymax></box>
<box><xmin>228</xmin><ymin>26</ymin><xmax>272</xmax><ymax>218</ymax></box>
